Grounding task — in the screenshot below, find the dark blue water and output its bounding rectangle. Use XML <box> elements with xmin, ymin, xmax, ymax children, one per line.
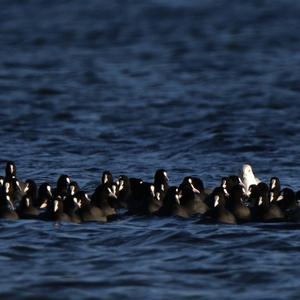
<box><xmin>1</xmin><ymin>0</ymin><xmax>300</xmax><ymax>299</ymax></box>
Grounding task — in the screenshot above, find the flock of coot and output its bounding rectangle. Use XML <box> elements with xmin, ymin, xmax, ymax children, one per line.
<box><xmin>1</xmin><ymin>161</ymin><xmax>300</xmax><ymax>224</ymax></box>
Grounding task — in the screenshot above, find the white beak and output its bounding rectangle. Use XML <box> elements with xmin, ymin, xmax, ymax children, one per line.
<box><xmin>85</xmin><ymin>193</ymin><xmax>92</xmax><ymax>202</ymax></box>
<box><xmin>214</xmin><ymin>195</ymin><xmax>220</xmax><ymax>207</ymax></box>
<box><xmin>163</xmin><ymin>172</ymin><xmax>169</xmax><ymax>181</ymax></box>
<box><xmin>223</xmin><ymin>188</ymin><xmax>229</xmax><ymax>197</ymax></box>
<box><xmin>73</xmin><ymin>197</ymin><xmax>81</xmax><ymax>208</ymax></box>
<box><xmin>118</xmin><ymin>181</ymin><xmax>124</xmax><ymax>192</ymax></box>
<box><xmin>107</xmin><ymin>188</ymin><xmax>117</xmax><ymax>199</ymax></box>
<box><xmin>6</xmin><ymin>196</ymin><xmax>15</xmax><ymax>210</ymax></box>
<box><xmin>16</xmin><ymin>181</ymin><xmax>21</xmax><ymax>191</ymax></box>
<box><xmin>54</xmin><ymin>200</ymin><xmax>59</xmax><ymax>212</ymax></box>
<box><xmin>150</xmin><ymin>185</ymin><xmax>155</xmax><ymax>197</ymax></box>
<box><xmin>191</xmin><ymin>183</ymin><xmax>200</xmax><ymax>194</ymax></box>
<box><xmin>5</xmin><ymin>182</ymin><xmax>10</xmax><ymax>193</ymax></box>
<box><xmin>40</xmin><ymin>200</ymin><xmax>48</xmax><ymax>209</ymax></box>
<box><xmin>175</xmin><ymin>194</ymin><xmax>180</xmax><ymax>205</ymax></box>
<box><xmin>276</xmin><ymin>195</ymin><xmax>284</xmax><ymax>202</ymax></box>
<box><xmin>24</xmin><ymin>184</ymin><xmax>29</xmax><ymax>193</ymax></box>
<box><xmin>271</xmin><ymin>179</ymin><xmax>276</xmax><ymax>190</ymax></box>
<box><xmin>156</xmin><ymin>192</ymin><xmax>161</xmax><ymax>201</ymax></box>
<box><xmin>222</xmin><ymin>180</ymin><xmax>226</xmax><ymax>188</ymax></box>
<box><xmin>47</xmin><ymin>185</ymin><xmax>52</xmax><ymax>196</ymax></box>
<box><xmin>104</xmin><ymin>175</ymin><xmax>108</xmax><ymax>184</ymax></box>
<box><xmin>70</xmin><ymin>186</ymin><xmax>75</xmax><ymax>195</ymax></box>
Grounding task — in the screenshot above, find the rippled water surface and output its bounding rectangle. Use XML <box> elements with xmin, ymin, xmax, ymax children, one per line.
<box><xmin>1</xmin><ymin>0</ymin><xmax>300</xmax><ymax>299</ymax></box>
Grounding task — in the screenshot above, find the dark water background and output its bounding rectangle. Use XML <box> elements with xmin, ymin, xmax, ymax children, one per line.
<box><xmin>1</xmin><ymin>0</ymin><xmax>300</xmax><ymax>299</ymax></box>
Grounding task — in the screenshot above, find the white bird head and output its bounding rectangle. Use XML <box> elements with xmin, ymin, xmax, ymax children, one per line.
<box><xmin>241</xmin><ymin>164</ymin><xmax>253</xmax><ymax>177</ymax></box>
